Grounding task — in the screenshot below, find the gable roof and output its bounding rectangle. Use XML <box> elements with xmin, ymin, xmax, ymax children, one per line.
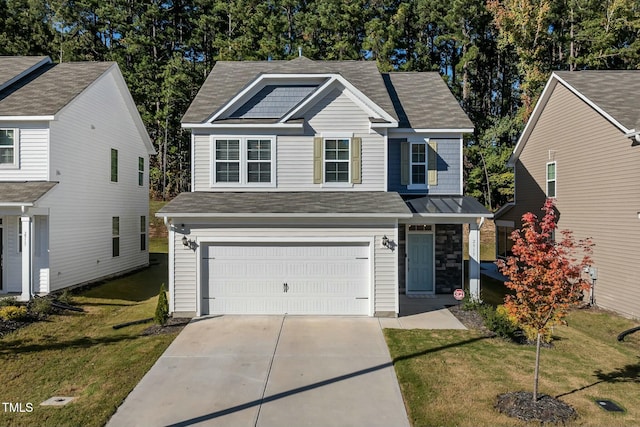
<box><xmin>509</xmin><ymin>70</ymin><xmax>640</xmax><ymax>166</ymax></box>
<box><xmin>383</xmin><ymin>72</ymin><xmax>474</xmax><ymax>130</ymax></box>
<box><xmin>0</xmin><ymin>59</ymin><xmax>114</xmax><ymax>117</ymax></box>
<box><xmin>182</xmin><ymin>57</ymin><xmax>473</xmax><ymax>132</ymax></box>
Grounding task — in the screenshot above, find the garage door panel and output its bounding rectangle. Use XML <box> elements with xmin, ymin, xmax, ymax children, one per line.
<box><xmin>202</xmin><ymin>243</ymin><xmax>370</xmax><ymax>315</ymax></box>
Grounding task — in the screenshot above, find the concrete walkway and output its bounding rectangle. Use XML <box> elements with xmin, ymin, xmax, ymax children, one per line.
<box><xmin>107</xmin><ymin>316</ymin><xmax>410</xmax><ymax>427</ymax></box>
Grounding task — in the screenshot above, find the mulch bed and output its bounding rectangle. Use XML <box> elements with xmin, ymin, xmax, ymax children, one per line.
<box><xmin>0</xmin><ymin>318</ymin><xmax>34</xmax><ymax>339</ymax></box>
<box><xmin>141</xmin><ymin>317</ymin><xmax>191</xmax><ymax>336</ymax></box>
<box><xmin>447</xmin><ymin>304</ymin><xmax>495</xmax><ymax>336</ymax></box>
<box><xmin>496</xmin><ymin>392</ymin><xmax>577</xmax><ymax>423</ymax></box>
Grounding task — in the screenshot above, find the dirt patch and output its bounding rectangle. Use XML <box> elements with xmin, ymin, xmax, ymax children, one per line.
<box><xmin>496</xmin><ymin>391</ymin><xmax>577</xmax><ymax>423</ymax></box>
<box><xmin>141</xmin><ymin>317</ymin><xmax>191</xmax><ymax>336</ymax></box>
<box><xmin>0</xmin><ymin>318</ymin><xmax>34</xmax><ymax>339</ymax></box>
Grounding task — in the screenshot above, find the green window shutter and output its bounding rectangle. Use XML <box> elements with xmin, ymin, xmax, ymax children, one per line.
<box><xmin>351</xmin><ymin>137</ymin><xmax>362</xmax><ymax>184</ymax></box>
<box><xmin>313</xmin><ymin>137</ymin><xmax>323</xmax><ymax>184</ymax></box>
<box><xmin>428</xmin><ymin>141</ymin><xmax>438</xmax><ymax>186</ymax></box>
<box><xmin>400</xmin><ymin>141</ymin><xmax>409</xmax><ymax>185</ymax></box>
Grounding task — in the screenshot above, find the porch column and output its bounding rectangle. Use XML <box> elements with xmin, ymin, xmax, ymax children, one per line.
<box><xmin>468</xmin><ymin>221</ymin><xmax>481</xmax><ymax>301</ymax></box>
<box><xmin>20</xmin><ymin>215</ymin><xmax>32</xmax><ymax>301</ymax></box>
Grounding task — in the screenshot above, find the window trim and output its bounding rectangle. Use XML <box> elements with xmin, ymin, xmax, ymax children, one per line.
<box><xmin>140</xmin><ymin>215</ymin><xmax>146</xmax><ymax>251</ymax></box>
<box><xmin>110</xmin><ymin>148</ymin><xmax>118</xmax><ymax>183</ymax></box>
<box><xmin>210</xmin><ymin>136</ymin><xmax>276</xmax><ymax>187</ymax></box>
<box><xmin>112</xmin><ymin>217</ymin><xmax>120</xmax><ymax>257</ymax></box>
<box><xmin>138</xmin><ymin>157</ymin><xmax>144</xmax><ymax>186</ymax></box>
<box><xmin>0</xmin><ymin>128</ymin><xmax>19</xmax><ymax>169</ymax></box>
<box><xmin>323</xmin><ymin>136</ymin><xmax>351</xmax><ymax>186</ymax></box>
<box><xmin>408</xmin><ymin>138</ymin><xmax>428</xmax><ymax>190</ymax></box>
<box><xmin>546</xmin><ymin>161</ymin><xmax>556</xmax><ymax>198</ymax></box>
<box><xmin>408</xmin><ymin>140</ymin><xmax>428</xmax><ymax>190</ymax></box>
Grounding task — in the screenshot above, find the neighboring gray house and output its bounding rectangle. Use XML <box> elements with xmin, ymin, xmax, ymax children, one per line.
<box><xmin>0</xmin><ymin>56</ymin><xmax>155</xmax><ymax>300</ymax></box>
<box><xmin>158</xmin><ymin>57</ymin><xmax>491</xmax><ymax>317</ymax></box>
<box><xmin>495</xmin><ymin>70</ymin><xmax>640</xmax><ymax>319</ymax></box>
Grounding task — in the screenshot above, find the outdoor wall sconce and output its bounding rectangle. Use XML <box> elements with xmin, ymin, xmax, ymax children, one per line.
<box><xmin>382</xmin><ymin>235</ymin><xmax>390</xmax><ymax>248</ymax></box>
<box><xmin>182</xmin><ymin>235</ymin><xmax>196</xmax><ymax>250</ymax></box>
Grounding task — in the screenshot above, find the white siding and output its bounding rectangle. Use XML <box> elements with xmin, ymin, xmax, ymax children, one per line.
<box><xmin>1</xmin><ymin>216</ymin><xmax>21</xmax><ymax>292</ymax></box>
<box><xmin>0</xmin><ymin>123</ymin><xmax>49</xmax><ymax>181</ymax></box>
<box><xmin>169</xmin><ymin>220</ymin><xmax>398</xmax><ymax>316</ymax></box>
<box><xmin>191</xmin><ymin>86</ymin><xmax>386</xmax><ymax>192</ymax></box>
<box><xmin>45</xmin><ymin>69</ymin><xmax>150</xmax><ymax>291</ymax></box>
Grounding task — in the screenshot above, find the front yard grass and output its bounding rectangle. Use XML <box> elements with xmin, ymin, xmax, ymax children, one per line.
<box><xmin>0</xmin><ymin>251</ymin><xmax>177</xmax><ymax>427</ymax></box>
<box><xmin>385</xmin><ymin>308</ymin><xmax>640</xmax><ymax>427</ymax></box>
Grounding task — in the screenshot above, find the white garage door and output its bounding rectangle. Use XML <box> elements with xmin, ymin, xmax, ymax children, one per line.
<box><xmin>201</xmin><ymin>242</ymin><xmax>370</xmax><ymax>315</ymax></box>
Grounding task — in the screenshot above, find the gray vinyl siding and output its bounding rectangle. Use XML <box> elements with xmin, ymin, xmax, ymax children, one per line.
<box><xmin>191</xmin><ymin>86</ymin><xmax>386</xmax><ymax>192</ymax></box>
<box><xmin>511</xmin><ymin>83</ymin><xmax>640</xmax><ymax>319</ymax></box>
<box><xmin>46</xmin><ymin>69</ymin><xmax>149</xmax><ymax>292</ymax></box>
<box><xmin>170</xmin><ymin>220</ymin><xmax>398</xmax><ymax>316</ymax></box>
<box><xmin>388</xmin><ymin>138</ymin><xmax>461</xmax><ymax>195</ymax></box>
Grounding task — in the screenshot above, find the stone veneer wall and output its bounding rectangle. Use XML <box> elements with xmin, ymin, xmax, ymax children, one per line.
<box><xmin>435</xmin><ymin>224</ymin><xmax>463</xmax><ymax>293</ymax></box>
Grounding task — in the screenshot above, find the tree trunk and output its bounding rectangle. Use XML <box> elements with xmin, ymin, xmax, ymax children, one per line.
<box><xmin>533</xmin><ymin>332</ymin><xmax>541</xmax><ymax>402</ymax></box>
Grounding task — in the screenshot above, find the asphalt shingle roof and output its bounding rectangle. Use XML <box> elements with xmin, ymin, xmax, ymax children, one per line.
<box><xmin>555</xmin><ymin>70</ymin><xmax>640</xmax><ymax>131</ymax></box>
<box><xmin>157</xmin><ymin>191</ymin><xmax>412</xmax><ymax>216</ymax></box>
<box><xmin>182</xmin><ymin>57</ymin><xmax>398</xmax><ymax>124</ymax></box>
<box><xmin>0</xmin><ymin>56</ymin><xmax>49</xmax><ymax>91</ymax></box>
<box><xmin>0</xmin><ymin>181</ymin><xmax>57</xmax><ymax>204</ymax></box>
<box><xmin>0</xmin><ymin>60</ymin><xmax>113</xmax><ymax>116</ymax></box>
<box><xmin>382</xmin><ymin>73</ymin><xmax>474</xmax><ymax>130</ymax></box>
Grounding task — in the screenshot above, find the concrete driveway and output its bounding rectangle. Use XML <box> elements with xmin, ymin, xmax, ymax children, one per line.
<box><xmin>107</xmin><ymin>316</ymin><xmax>410</xmax><ymax>427</ymax></box>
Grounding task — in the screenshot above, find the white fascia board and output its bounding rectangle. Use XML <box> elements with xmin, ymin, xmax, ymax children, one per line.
<box><xmin>554</xmin><ymin>73</ymin><xmax>632</xmax><ymax>134</ymax></box>
<box><xmin>207</xmin><ymin>73</ymin><xmax>331</xmax><ymax>123</ymax></box>
<box><xmin>0</xmin><ymin>56</ymin><xmax>51</xmax><ymax>92</ymax></box>
<box><xmin>156</xmin><ymin>212</ymin><xmax>413</xmax><ymax>219</ymax></box>
<box><xmin>181</xmin><ymin>122</ymin><xmax>303</xmax><ymax>129</ymax></box>
<box><xmin>400</xmin><ymin>213</ymin><xmax>493</xmax><ymax>224</ymax></box>
<box><xmin>281</xmin><ymin>74</ymin><xmax>397</xmax><ymax>125</ymax></box>
<box><xmin>370</xmin><ymin>122</ymin><xmax>397</xmax><ymax>129</ymax></box>
<box><xmin>0</xmin><ymin>116</ymin><xmax>55</xmax><ymax>121</ymax></box>
<box><xmin>0</xmin><ymin>202</ymin><xmax>34</xmax><ymax>207</ymax></box>
<box><xmin>389</xmin><ymin>128</ymin><xmax>474</xmax><ymax>134</ymax></box>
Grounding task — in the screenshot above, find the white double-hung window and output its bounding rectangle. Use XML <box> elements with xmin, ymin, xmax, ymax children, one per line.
<box><xmin>0</xmin><ymin>129</ymin><xmax>18</xmax><ymax>168</ymax></box>
<box><xmin>212</xmin><ymin>137</ymin><xmax>275</xmax><ymax>186</ymax></box>
<box><xmin>324</xmin><ymin>138</ymin><xmax>350</xmax><ymax>183</ymax></box>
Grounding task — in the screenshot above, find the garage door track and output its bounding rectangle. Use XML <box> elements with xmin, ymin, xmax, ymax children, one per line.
<box><xmin>107</xmin><ymin>316</ymin><xmax>410</xmax><ymax>427</ymax></box>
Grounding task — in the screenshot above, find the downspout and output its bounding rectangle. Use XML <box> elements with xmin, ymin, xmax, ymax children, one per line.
<box><xmin>163</xmin><ymin>216</ymin><xmax>175</xmax><ymax>314</ymax></box>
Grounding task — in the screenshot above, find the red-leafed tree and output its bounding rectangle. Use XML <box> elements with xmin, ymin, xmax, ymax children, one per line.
<box><xmin>496</xmin><ymin>199</ymin><xmax>593</xmax><ymax>402</ymax></box>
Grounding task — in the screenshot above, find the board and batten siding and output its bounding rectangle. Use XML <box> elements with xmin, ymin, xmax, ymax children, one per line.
<box><xmin>170</xmin><ymin>221</ymin><xmax>398</xmax><ymax>316</ymax></box>
<box><xmin>46</xmin><ymin>68</ymin><xmax>150</xmax><ymax>292</ymax></box>
<box><xmin>510</xmin><ymin>82</ymin><xmax>640</xmax><ymax>319</ymax></box>
<box><xmin>387</xmin><ymin>137</ymin><xmax>462</xmax><ymax>195</ymax></box>
<box><xmin>190</xmin><ymin>86</ymin><xmax>386</xmax><ymax>192</ymax></box>
<box><xmin>0</xmin><ymin>122</ymin><xmax>49</xmax><ymax>181</ymax></box>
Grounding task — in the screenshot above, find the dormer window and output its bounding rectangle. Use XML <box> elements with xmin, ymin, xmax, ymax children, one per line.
<box><xmin>211</xmin><ymin>136</ymin><xmax>275</xmax><ymax>186</ymax></box>
<box><xmin>0</xmin><ymin>129</ymin><xmax>18</xmax><ymax>168</ymax></box>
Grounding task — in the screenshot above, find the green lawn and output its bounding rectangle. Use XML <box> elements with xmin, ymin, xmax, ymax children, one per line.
<box><xmin>0</xmin><ymin>250</ymin><xmax>175</xmax><ymax>427</ymax></box>
<box><xmin>385</xmin><ymin>309</ymin><xmax>640</xmax><ymax>427</ymax></box>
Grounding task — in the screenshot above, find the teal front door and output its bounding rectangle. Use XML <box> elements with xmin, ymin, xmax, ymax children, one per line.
<box><xmin>407</xmin><ymin>233</ymin><xmax>434</xmax><ymax>294</ymax></box>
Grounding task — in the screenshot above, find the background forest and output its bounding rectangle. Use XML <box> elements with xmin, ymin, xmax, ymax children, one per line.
<box><xmin>1</xmin><ymin>0</ymin><xmax>639</xmax><ymax>208</ymax></box>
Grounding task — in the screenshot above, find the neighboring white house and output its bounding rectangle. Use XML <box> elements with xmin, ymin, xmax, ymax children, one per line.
<box><xmin>0</xmin><ymin>56</ymin><xmax>155</xmax><ymax>300</ymax></box>
<box><xmin>158</xmin><ymin>57</ymin><xmax>492</xmax><ymax>318</ymax></box>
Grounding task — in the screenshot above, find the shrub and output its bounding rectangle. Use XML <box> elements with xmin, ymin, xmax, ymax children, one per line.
<box><xmin>154</xmin><ymin>283</ymin><xmax>169</xmax><ymax>326</ymax></box>
<box><xmin>57</xmin><ymin>290</ymin><xmax>74</xmax><ymax>305</ymax></box>
<box><xmin>461</xmin><ymin>294</ymin><xmax>483</xmax><ymax>311</ymax></box>
<box><xmin>29</xmin><ymin>297</ymin><xmax>53</xmax><ymax>317</ymax></box>
<box><xmin>0</xmin><ymin>305</ymin><xmax>28</xmax><ymax>321</ymax></box>
<box><xmin>0</xmin><ymin>297</ymin><xmax>19</xmax><ymax>307</ymax></box>
<box><xmin>481</xmin><ymin>304</ymin><xmax>520</xmax><ymax>340</ymax></box>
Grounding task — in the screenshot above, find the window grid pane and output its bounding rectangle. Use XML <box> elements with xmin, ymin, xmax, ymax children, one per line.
<box><xmin>412</xmin><ymin>144</ymin><xmax>426</xmax><ymax>163</ymax></box>
<box><xmin>0</xmin><ymin>129</ymin><xmax>14</xmax><ymax>145</ymax></box>
<box><xmin>140</xmin><ymin>216</ymin><xmax>146</xmax><ymax>251</ymax></box>
<box><xmin>248</xmin><ymin>162</ymin><xmax>271</xmax><ymax>183</ymax></box>
<box><xmin>0</xmin><ymin>147</ymin><xmax>14</xmax><ymax>164</ymax></box>
<box><xmin>216</xmin><ymin>162</ymin><xmax>240</xmax><ymax>182</ymax></box>
<box><xmin>412</xmin><ymin>164</ymin><xmax>426</xmax><ymax>184</ymax></box>
<box><xmin>138</xmin><ymin>157</ymin><xmax>144</xmax><ymax>186</ymax></box>
<box><xmin>111</xmin><ymin>149</ymin><xmax>118</xmax><ymax>182</ymax></box>
<box><xmin>325</xmin><ymin>162</ymin><xmax>349</xmax><ymax>183</ymax></box>
<box><xmin>247</xmin><ymin>139</ymin><xmax>270</xmax><ymax>161</ymax></box>
<box><xmin>216</xmin><ymin>140</ymin><xmax>240</xmax><ymax>160</ymax></box>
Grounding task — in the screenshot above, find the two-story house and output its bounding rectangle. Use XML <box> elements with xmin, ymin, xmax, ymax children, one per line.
<box><xmin>157</xmin><ymin>57</ymin><xmax>492</xmax><ymax>317</ymax></box>
<box><xmin>0</xmin><ymin>56</ymin><xmax>155</xmax><ymax>301</ymax></box>
<box><xmin>495</xmin><ymin>71</ymin><xmax>640</xmax><ymax>319</ymax></box>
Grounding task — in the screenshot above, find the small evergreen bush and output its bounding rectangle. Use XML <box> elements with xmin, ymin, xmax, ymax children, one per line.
<box><xmin>480</xmin><ymin>304</ymin><xmax>520</xmax><ymax>339</ymax></box>
<box><xmin>29</xmin><ymin>297</ymin><xmax>53</xmax><ymax>317</ymax></box>
<box><xmin>0</xmin><ymin>305</ymin><xmax>28</xmax><ymax>321</ymax></box>
<box><xmin>0</xmin><ymin>297</ymin><xmax>18</xmax><ymax>307</ymax></box>
<box><xmin>57</xmin><ymin>290</ymin><xmax>74</xmax><ymax>305</ymax></box>
<box><xmin>154</xmin><ymin>283</ymin><xmax>169</xmax><ymax>326</ymax></box>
